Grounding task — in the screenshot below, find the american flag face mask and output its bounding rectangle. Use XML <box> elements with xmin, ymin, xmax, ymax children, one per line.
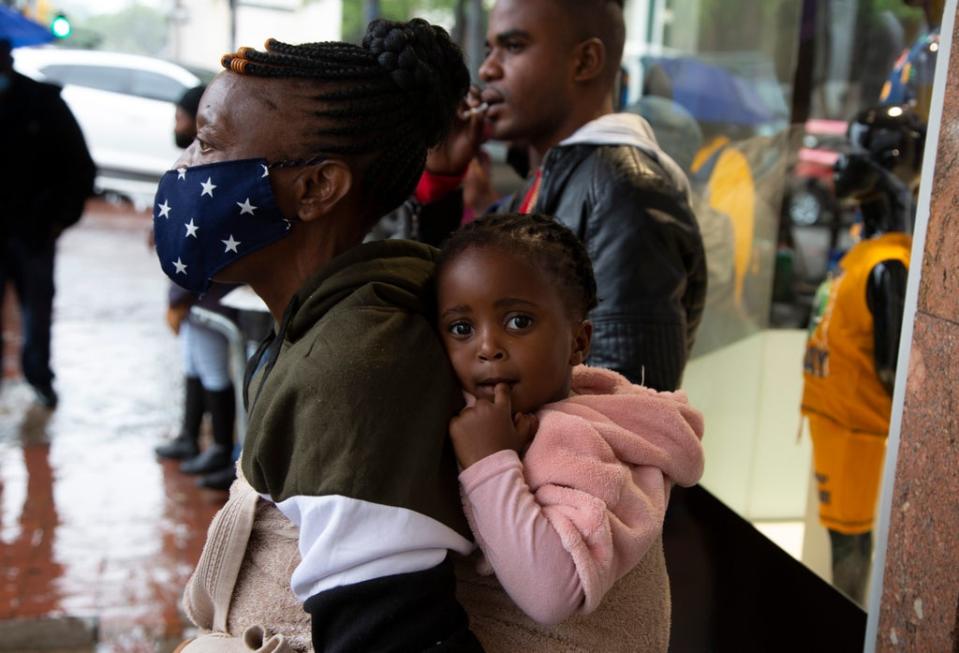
<box><xmin>153</xmin><ymin>157</ymin><xmax>315</xmax><ymax>294</ymax></box>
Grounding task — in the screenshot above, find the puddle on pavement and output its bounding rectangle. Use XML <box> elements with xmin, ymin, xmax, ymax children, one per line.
<box><xmin>1</xmin><ymin>209</ymin><xmax>227</xmax><ymax>651</ymax></box>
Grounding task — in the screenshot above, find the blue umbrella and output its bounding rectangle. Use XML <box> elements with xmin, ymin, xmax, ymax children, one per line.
<box><xmin>0</xmin><ymin>5</ymin><xmax>54</xmax><ymax>48</ymax></box>
<box><xmin>644</xmin><ymin>56</ymin><xmax>773</xmax><ymax>126</ymax></box>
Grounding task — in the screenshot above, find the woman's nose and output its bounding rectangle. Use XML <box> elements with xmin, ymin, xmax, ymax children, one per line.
<box><xmin>172</xmin><ymin>141</ymin><xmax>200</xmax><ymax>171</ymax></box>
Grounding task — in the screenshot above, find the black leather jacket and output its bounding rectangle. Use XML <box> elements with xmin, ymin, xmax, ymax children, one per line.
<box><xmin>498</xmin><ymin>143</ymin><xmax>707</xmax><ymax>391</ymax></box>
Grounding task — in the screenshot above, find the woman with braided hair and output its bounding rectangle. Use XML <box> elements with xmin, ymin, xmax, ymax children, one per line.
<box><xmin>154</xmin><ymin>19</ymin><xmax>485</xmax><ymax>653</ymax></box>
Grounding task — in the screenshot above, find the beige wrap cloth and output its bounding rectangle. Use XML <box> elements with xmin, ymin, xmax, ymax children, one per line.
<box><xmin>179</xmin><ymin>471</ymin><xmax>670</xmax><ymax>653</ymax></box>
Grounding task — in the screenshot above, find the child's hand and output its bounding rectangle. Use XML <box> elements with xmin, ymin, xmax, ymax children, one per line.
<box><xmin>450</xmin><ymin>383</ymin><xmax>538</xmax><ymax>469</ymax></box>
<box><xmin>166</xmin><ymin>304</ymin><xmax>189</xmax><ymax>335</ymax></box>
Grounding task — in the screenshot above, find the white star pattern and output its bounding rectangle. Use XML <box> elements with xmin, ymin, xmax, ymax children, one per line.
<box><xmin>222</xmin><ymin>235</ymin><xmax>241</xmax><ymax>253</ymax></box>
<box><xmin>200</xmin><ymin>177</ymin><xmax>217</xmax><ymax>197</ymax></box>
<box><xmin>284</xmin><ymin>220</ymin><xmax>292</xmax><ymax>230</ymax></box>
<box><xmin>177</xmin><ymin>168</ymin><xmax>187</xmax><ymax>180</ymax></box>
<box><xmin>184</xmin><ymin>219</ymin><xmax>199</xmax><ymax>238</ymax></box>
<box><xmin>173</xmin><ymin>258</ymin><xmax>188</xmax><ymax>275</ymax></box>
<box><xmin>237</xmin><ymin>198</ymin><xmax>257</xmax><ymax>215</ymax></box>
<box><xmin>157</xmin><ymin>200</ymin><xmax>172</xmax><ymax>219</ymax></box>
<box><xmin>261</xmin><ymin>164</ymin><xmax>269</xmax><ymax>178</ymax></box>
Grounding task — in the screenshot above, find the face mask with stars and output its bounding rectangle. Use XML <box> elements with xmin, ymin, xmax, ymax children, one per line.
<box><xmin>152</xmin><ymin>158</ymin><xmax>298</xmax><ymax>294</ymax></box>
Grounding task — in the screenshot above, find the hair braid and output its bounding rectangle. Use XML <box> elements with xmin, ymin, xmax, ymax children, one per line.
<box><xmin>437</xmin><ymin>214</ymin><xmax>599</xmax><ymax>320</ymax></box>
<box><xmin>220</xmin><ymin>19</ymin><xmax>469</xmax><ymax>218</ymax></box>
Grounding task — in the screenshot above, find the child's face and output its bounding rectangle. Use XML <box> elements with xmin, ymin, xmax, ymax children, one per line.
<box><xmin>437</xmin><ymin>246</ymin><xmax>591</xmax><ymax>414</ymax></box>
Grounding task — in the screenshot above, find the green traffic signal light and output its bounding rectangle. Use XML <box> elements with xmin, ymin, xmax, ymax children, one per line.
<box><xmin>51</xmin><ymin>14</ymin><xmax>71</xmax><ymax>39</ymax></box>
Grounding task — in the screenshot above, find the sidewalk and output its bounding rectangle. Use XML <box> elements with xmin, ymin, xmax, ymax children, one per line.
<box><xmin>0</xmin><ymin>201</ymin><xmax>226</xmax><ymax>652</ymax></box>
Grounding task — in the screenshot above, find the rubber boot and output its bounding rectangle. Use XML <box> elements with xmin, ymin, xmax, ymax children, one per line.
<box><xmin>829</xmin><ymin>530</ymin><xmax>873</xmax><ymax>604</ymax></box>
<box><xmin>156</xmin><ymin>376</ymin><xmax>203</xmax><ymax>460</ymax></box>
<box><xmin>181</xmin><ymin>385</ymin><xmax>235</xmax><ymax>475</ymax></box>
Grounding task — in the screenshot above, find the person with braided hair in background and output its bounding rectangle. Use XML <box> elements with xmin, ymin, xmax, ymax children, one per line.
<box><xmin>159</xmin><ymin>19</ymin><xmax>484</xmax><ymax>653</ymax></box>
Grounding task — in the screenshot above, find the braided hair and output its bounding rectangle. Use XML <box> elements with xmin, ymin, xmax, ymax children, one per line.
<box><xmin>437</xmin><ymin>214</ymin><xmax>598</xmax><ymax>320</ymax></box>
<box><xmin>221</xmin><ymin>19</ymin><xmax>469</xmax><ymax>218</ymax></box>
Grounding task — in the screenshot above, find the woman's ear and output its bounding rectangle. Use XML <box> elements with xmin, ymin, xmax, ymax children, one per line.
<box><xmin>569</xmin><ymin>320</ymin><xmax>593</xmax><ymax>366</ymax></box>
<box><xmin>293</xmin><ymin>160</ymin><xmax>352</xmax><ymax>222</ymax></box>
<box><xmin>572</xmin><ymin>38</ymin><xmax>606</xmax><ymax>83</ymax></box>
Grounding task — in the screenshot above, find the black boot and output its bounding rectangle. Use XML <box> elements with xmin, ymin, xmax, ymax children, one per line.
<box><xmin>180</xmin><ymin>386</ymin><xmax>235</xmax><ymax>475</ymax></box>
<box><xmin>156</xmin><ymin>376</ymin><xmax>203</xmax><ymax>460</ymax></box>
<box><xmin>198</xmin><ymin>465</ymin><xmax>237</xmax><ymax>491</ymax></box>
<box><xmin>829</xmin><ymin>530</ymin><xmax>873</xmax><ymax>604</ymax></box>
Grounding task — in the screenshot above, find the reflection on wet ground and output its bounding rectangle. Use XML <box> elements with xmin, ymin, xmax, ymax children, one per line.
<box><xmin>1</xmin><ymin>202</ymin><xmax>225</xmax><ymax>651</ymax></box>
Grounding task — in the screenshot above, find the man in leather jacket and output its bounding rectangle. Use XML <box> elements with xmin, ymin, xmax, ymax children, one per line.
<box><xmin>419</xmin><ymin>0</ymin><xmax>706</xmax><ymax>392</ymax></box>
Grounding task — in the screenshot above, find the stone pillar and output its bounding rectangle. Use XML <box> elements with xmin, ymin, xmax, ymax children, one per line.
<box><xmin>873</xmin><ymin>3</ymin><xmax>959</xmax><ymax>651</ymax></box>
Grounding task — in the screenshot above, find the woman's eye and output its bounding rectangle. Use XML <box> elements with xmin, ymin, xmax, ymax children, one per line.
<box><xmin>506</xmin><ymin>315</ymin><xmax>533</xmax><ymax>330</ymax></box>
<box><xmin>197</xmin><ymin>139</ymin><xmax>213</xmax><ymax>154</ymax></box>
<box><xmin>449</xmin><ymin>322</ymin><xmax>472</xmax><ymax>337</ymax></box>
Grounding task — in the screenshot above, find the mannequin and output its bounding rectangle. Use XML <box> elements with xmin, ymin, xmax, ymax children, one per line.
<box><xmin>801</xmin><ymin>104</ymin><xmax>924</xmax><ymax>603</ymax></box>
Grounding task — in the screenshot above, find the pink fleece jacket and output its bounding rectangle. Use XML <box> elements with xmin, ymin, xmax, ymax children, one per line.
<box><xmin>459</xmin><ymin>365</ymin><xmax>705</xmax><ymax>625</ymax></box>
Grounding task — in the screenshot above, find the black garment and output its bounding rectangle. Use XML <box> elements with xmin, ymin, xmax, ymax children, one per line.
<box><xmin>865</xmin><ymin>259</ymin><xmax>908</xmax><ymax>394</ymax></box>
<box><xmin>418</xmin><ymin>143</ymin><xmax>707</xmax><ymax>391</ymax></box>
<box><xmin>155</xmin><ymin>376</ymin><xmax>205</xmax><ymax>460</ymax></box>
<box><xmin>205</xmin><ymin>385</ymin><xmax>235</xmax><ymax>448</ymax></box>
<box><xmin>528</xmin><ymin>144</ymin><xmax>706</xmax><ymax>391</ymax></box>
<box><xmin>0</xmin><ymin>72</ymin><xmax>95</xmax><ymax>246</ymax></box>
<box><xmin>0</xmin><ymin>238</ymin><xmax>55</xmax><ymax>387</ymax></box>
<box><xmin>0</xmin><ymin>72</ymin><xmax>94</xmax><ymax>388</ymax></box>
<box><xmin>304</xmin><ymin>555</ymin><xmax>483</xmax><ymax>653</ymax></box>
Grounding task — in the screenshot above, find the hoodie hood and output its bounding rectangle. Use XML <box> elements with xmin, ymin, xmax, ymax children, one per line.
<box><xmin>558</xmin><ymin>113</ymin><xmax>692</xmax><ymax>200</ymax></box>
<box><xmin>530</xmin><ymin>365</ymin><xmax>705</xmax><ymax>489</ymax></box>
<box><xmin>285</xmin><ymin>239</ymin><xmax>439</xmax><ymax>343</ymax></box>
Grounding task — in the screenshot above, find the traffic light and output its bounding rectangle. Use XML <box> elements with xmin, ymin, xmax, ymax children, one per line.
<box><xmin>50</xmin><ymin>13</ymin><xmax>71</xmax><ymax>39</ymax></box>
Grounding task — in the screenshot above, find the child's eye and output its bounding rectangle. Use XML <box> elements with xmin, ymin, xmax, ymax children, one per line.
<box><xmin>448</xmin><ymin>322</ymin><xmax>473</xmax><ymax>337</ymax></box>
<box><xmin>506</xmin><ymin>315</ymin><xmax>533</xmax><ymax>331</ymax></box>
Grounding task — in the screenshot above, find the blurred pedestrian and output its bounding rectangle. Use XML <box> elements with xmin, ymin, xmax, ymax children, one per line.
<box><xmin>0</xmin><ymin>38</ymin><xmax>95</xmax><ymax>407</ymax></box>
<box><xmin>155</xmin><ymin>84</ymin><xmax>241</xmax><ymax>492</ymax></box>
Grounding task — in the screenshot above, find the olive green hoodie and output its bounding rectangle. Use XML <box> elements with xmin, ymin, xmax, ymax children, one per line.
<box><xmin>241</xmin><ymin>239</ymin><xmax>469</xmax><ymax>539</ymax></box>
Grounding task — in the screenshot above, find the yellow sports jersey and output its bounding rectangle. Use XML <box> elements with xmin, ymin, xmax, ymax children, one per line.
<box><xmin>801</xmin><ymin>232</ymin><xmax>911</xmax><ymax>534</ymax></box>
<box><xmin>801</xmin><ymin>232</ymin><xmax>911</xmax><ymax>434</ymax></box>
<box><xmin>692</xmin><ymin>136</ymin><xmax>755</xmax><ymax>306</ymax></box>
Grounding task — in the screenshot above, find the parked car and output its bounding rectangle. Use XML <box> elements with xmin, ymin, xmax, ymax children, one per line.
<box><xmin>13</xmin><ymin>47</ymin><xmax>211</xmax><ymax>209</ymax></box>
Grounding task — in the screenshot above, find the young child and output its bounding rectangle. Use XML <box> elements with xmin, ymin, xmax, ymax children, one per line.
<box><xmin>436</xmin><ymin>213</ymin><xmax>706</xmax><ymax>628</ymax></box>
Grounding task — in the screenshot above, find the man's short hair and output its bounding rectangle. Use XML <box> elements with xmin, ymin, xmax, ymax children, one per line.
<box><xmin>555</xmin><ymin>0</ymin><xmax>626</xmax><ymax>82</ymax></box>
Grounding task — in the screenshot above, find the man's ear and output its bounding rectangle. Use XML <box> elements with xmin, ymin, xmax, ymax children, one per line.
<box><xmin>293</xmin><ymin>160</ymin><xmax>352</xmax><ymax>223</ymax></box>
<box><xmin>569</xmin><ymin>320</ymin><xmax>593</xmax><ymax>366</ymax></box>
<box><xmin>572</xmin><ymin>38</ymin><xmax>606</xmax><ymax>83</ymax></box>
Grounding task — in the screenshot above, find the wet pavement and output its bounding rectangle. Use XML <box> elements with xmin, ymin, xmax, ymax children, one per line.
<box><xmin>1</xmin><ymin>201</ymin><xmax>226</xmax><ymax>652</ymax></box>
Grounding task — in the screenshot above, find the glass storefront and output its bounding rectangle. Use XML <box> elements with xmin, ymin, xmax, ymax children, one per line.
<box><xmin>616</xmin><ymin>0</ymin><xmax>942</xmax><ymax>607</ymax></box>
